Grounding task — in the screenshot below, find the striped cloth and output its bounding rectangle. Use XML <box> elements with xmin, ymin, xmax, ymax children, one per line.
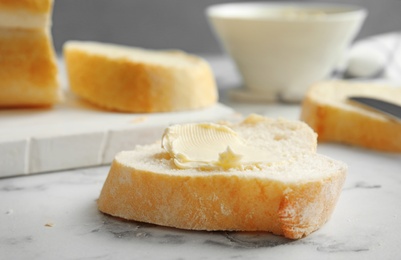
<box><xmin>343</xmin><ymin>32</ymin><xmax>401</xmax><ymax>82</ymax></box>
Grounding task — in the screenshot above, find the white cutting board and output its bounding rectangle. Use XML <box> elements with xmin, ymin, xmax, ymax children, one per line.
<box><xmin>0</xmin><ymin>91</ymin><xmax>235</xmax><ymax>177</ymax></box>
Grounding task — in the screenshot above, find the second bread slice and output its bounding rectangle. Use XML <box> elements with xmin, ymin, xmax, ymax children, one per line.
<box><xmin>64</xmin><ymin>41</ymin><xmax>218</xmax><ymax>113</ymax></box>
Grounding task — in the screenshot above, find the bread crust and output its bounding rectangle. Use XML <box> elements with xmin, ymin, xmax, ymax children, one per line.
<box><xmin>64</xmin><ymin>44</ymin><xmax>218</xmax><ymax>113</ymax></box>
<box><xmin>98</xmin><ymin>158</ymin><xmax>345</xmax><ymax>240</ymax></box>
<box><xmin>278</xmin><ymin>174</ymin><xmax>345</xmax><ymax>238</ymax></box>
<box><xmin>301</xmin><ymin>82</ymin><xmax>401</xmax><ymax>152</ymax></box>
<box><xmin>98</xmin><ymin>148</ymin><xmax>346</xmax><ymax>239</ymax></box>
<box><xmin>0</xmin><ymin>28</ymin><xmax>60</xmax><ymax>107</ymax></box>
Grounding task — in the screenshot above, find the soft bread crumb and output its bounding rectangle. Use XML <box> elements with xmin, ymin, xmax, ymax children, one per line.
<box><xmin>131</xmin><ymin>116</ymin><xmax>147</xmax><ymax>124</ymax></box>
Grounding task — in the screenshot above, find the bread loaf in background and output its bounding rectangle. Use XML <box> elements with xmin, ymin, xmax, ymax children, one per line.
<box><xmin>63</xmin><ymin>41</ymin><xmax>218</xmax><ymax>113</ymax></box>
<box><xmin>0</xmin><ymin>0</ymin><xmax>53</xmax><ymax>29</ymax></box>
<box><xmin>301</xmin><ymin>80</ymin><xmax>401</xmax><ymax>152</ymax></box>
<box><xmin>0</xmin><ymin>0</ymin><xmax>60</xmax><ymax>108</ymax></box>
<box><xmin>98</xmin><ymin>114</ymin><xmax>347</xmax><ymax>239</ymax></box>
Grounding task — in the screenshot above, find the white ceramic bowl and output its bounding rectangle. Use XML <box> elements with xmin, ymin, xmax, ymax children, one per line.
<box><xmin>207</xmin><ymin>2</ymin><xmax>367</xmax><ymax>102</ymax></box>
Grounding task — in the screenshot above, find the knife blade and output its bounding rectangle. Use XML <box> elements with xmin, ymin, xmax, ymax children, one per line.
<box><xmin>348</xmin><ymin>96</ymin><xmax>401</xmax><ymax>122</ymax></box>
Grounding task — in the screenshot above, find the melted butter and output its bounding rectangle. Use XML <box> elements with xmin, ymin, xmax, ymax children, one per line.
<box><xmin>216</xmin><ymin>146</ymin><xmax>243</xmax><ymax>170</ymax></box>
<box><xmin>161</xmin><ymin>123</ymin><xmax>278</xmax><ymax>171</ymax></box>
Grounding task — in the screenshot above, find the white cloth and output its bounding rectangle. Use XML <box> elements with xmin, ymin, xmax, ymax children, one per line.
<box><xmin>344</xmin><ymin>32</ymin><xmax>401</xmax><ymax>81</ymax></box>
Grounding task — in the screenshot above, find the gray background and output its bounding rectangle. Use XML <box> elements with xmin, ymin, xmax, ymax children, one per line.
<box><xmin>52</xmin><ymin>0</ymin><xmax>401</xmax><ymax>54</ymax></box>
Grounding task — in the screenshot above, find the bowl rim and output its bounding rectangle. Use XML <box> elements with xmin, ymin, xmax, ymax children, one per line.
<box><xmin>206</xmin><ymin>1</ymin><xmax>367</xmax><ymax>21</ymax></box>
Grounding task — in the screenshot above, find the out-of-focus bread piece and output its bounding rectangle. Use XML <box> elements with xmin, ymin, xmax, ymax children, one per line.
<box><xmin>63</xmin><ymin>41</ymin><xmax>218</xmax><ymax>113</ymax></box>
<box><xmin>0</xmin><ymin>0</ymin><xmax>59</xmax><ymax>108</ymax></box>
<box><xmin>0</xmin><ymin>0</ymin><xmax>53</xmax><ymax>29</ymax></box>
<box><xmin>0</xmin><ymin>28</ymin><xmax>59</xmax><ymax>107</ymax></box>
<box><xmin>301</xmin><ymin>80</ymin><xmax>401</xmax><ymax>152</ymax></box>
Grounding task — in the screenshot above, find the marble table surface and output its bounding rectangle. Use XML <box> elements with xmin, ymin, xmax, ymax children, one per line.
<box><xmin>2</xmin><ymin>100</ymin><xmax>401</xmax><ymax>260</ymax></box>
<box><xmin>2</xmin><ymin>57</ymin><xmax>401</xmax><ymax>259</ymax></box>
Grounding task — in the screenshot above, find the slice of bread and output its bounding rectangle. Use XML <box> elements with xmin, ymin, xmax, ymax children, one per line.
<box><xmin>301</xmin><ymin>80</ymin><xmax>401</xmax><ymax>152</ymax></box>
<box><xmin>63</xmin><ymin>41</ymin><xmax>218</xmax><ymax>113</ymax></box>
<box><xmin>0</xmin><ymin>0</ymin><xmax>60</xmax><ymax>108</ymax></box>
<box><xmin>98</xmin><ymin>114</ymin><xmax>347</xmax><ymax>239</ymax></box>
<box><xmin>0</xmin><ymin>0</ymin><xmax>53</xmax><ymax>29</ymax></box>
<box><xmin>0</xmin><ymin>28</ymin><xmax>60</xmax><ymax>107</ymax></box>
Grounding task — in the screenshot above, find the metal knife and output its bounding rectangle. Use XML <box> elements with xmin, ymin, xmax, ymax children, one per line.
<box><xmin>348</xmin><ymin>96</ymin><xmax>401</xmax><ymax>122</ymax></box>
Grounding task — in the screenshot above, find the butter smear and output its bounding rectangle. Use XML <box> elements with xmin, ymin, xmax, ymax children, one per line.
<box><xmin>161</xmin><ymin>123</ymin><xmax>274</xmax><ymax>170</ymax></box>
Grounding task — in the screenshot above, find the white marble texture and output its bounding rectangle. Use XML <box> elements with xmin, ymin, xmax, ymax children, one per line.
<box><xmin>1</xmin><ymin>102</ymin><xmax>401</xmax><ymax>260</ymax></box>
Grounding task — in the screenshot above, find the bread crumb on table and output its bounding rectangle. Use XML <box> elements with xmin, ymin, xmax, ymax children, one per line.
<box><xmin>131</xmin><ymin>116</ymin><xmax>148</xmax><ymax>124</ymax></box>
